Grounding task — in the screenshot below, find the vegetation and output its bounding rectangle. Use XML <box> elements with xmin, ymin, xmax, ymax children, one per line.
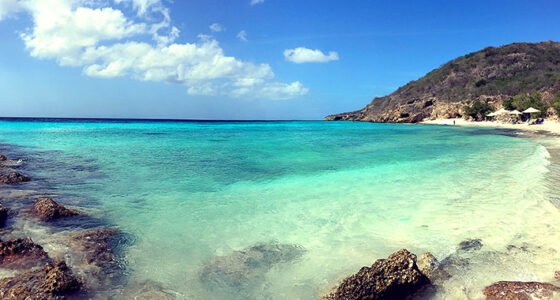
<box><xmin>328</xmin><ymin>42</ymin><xmax>560</xmax><ymax>122</ymax></box>
<box><xmin>463</xmin><ymin>100</ymin><xmax>492</xmax><ymax>121</ymax></box>
<box><xmin>503</xmin><ymin>92</ymin><xmax>548</xmax><ymax>117</ymax></box>
<box><xmin>552</xmin><ymin>93</ymin><xmax>560</xmax><ymax>114</ymax></box>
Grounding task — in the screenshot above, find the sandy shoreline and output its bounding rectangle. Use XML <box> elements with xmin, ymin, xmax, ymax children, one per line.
<box><xmin>421</xmin><ymin>118</ymin><xmax>560</xmax><ymax>135</ymax></box>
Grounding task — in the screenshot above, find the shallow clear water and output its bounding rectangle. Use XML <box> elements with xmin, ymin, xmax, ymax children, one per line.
<box><xmin>0</xmin><ymin>120</ymin><xmax>559</xmax><ymax>299</ymax></box>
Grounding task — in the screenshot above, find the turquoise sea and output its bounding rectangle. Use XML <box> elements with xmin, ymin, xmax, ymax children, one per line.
<box><xmin>1</xmin><ymin>119</ymin><xmax>560</xmax><ymax>299</ymax></box>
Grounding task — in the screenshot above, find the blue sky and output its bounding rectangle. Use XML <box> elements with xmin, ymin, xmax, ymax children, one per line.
<box><xmin>0</xmin><ymin>0</ymin><xmax>559</xmax><ymax>120</ymax></box>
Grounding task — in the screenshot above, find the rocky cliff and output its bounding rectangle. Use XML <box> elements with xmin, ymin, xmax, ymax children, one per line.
<box><xmin>326</xmin><ymin>41</ymin><xmax>560</xmax><ymax>123</ymax></box>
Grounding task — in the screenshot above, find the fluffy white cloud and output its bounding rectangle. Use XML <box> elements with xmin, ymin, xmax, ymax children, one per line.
<box><xmin>237</xmin><ymin>30</ymin><xmax>248</xmax><ymax>42</ymax></box>
<box><xmin>209</xmin><ymin>23</ymin><xmax>224</xmax><ymax>33</ymax></box>
<box><xmin>250</xmin><ymin>0</ymin><xmax>264</xmax><ymax>6</ymax></box>
<box><xmin>0</xmin><ymin>0</ymin><xmax>22</xmax><ymax>20</ymax></box>
<box><xmin>284</xmin><ymin>47</ymin><xmax>339</xmax><ymax>64</ymax></box>
<box><xmin>2</xmin><ymin>0</ymin><xmax>307</xmax><ymax>99</ymax></box>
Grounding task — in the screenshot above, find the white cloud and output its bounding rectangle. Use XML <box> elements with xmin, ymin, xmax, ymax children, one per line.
<box><xmin>237</xmin><ymin>30</ymin><xmax>247</xmax><ymax>42</ymax></box>
<box><xmin>284</xmin><ymin>47</ymin><xmax>339</xmax><ymax>64</ymax></box>
<box><xmin>0</xmin><ymin>0</ymin><xmax>22</xmax><ymax>21</ymax></box>
<box><xmin>3</xmin><ymin>0</ymin><xmax>307</xmax><ymax>99</ymax></box>
<box><xmin>209</xmin><ymin>23</ymin><xmax>224</xmax><ymax>33</ymax></box>
<box><xmin>250</xmin><ymin>0</ymin><xmax>264</xmax><ymax>5</ymax></box>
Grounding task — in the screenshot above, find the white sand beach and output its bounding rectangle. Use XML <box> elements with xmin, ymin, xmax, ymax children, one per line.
<box><xmin>422</xmin><ymin>118</ymin><xmax>560</xmax><ymax>135</ymax></box>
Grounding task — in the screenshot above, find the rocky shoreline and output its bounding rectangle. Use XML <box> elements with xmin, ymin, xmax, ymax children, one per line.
<box><xmin>0</xmin><ymin>151</ymin><xmax>176</xmax><ymax>299</ymax></box>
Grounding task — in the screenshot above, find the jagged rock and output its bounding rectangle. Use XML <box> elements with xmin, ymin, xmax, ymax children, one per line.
<box><xmin>0</xmin><ymin>155</ymin><xmax>7</xmax><ymax>161</ymax></box>
<box><xmin>458</xmin><ymin>238</ymin><xmax>483</xmax><ymax>252</ymax></box>
<box><xmin>200</xmin><ymin>242</ymin><xmax>306</xmax><ymax>289</ymax></box>
<box><xmin>0</xmin><ymin>172</ymin><xmax>30</xmax><ymax>184</ymax></box>
<box><xmin>418</xmin><ymin>253</ymin><xmax>451</xmax><ymax>284</ymax></box>
<box><xmin>70</xmin><ymin>227</ymin><xmax>130</xmax><ymax>289</ymax></box>
<box><xmin>0</xmin><ymin>205</ymin><xmax>8</xmax><ymax>227</ymax></box>
<box><xmin>325</xmin><ymin>249</ymin><xmax>430</xmax><ymax>300</ymax></box>
<box><xmin>0</xmin><ymin>237</ymin><xmax>50</xmax><ymax>269</ymax></box>
<box><xmin>33</xmin><ymin>197</ymin><xmax>79</xmax><ymax>222</ymax></box>
<box><xmin>483</xmin><ymin>281</ymin><xmax>560</xmax><ymax>300</ymax></box>
<box><xmin>0</xmin><ymin>260</ymin><xmax>81</xmax><ymax>299</ymax></box>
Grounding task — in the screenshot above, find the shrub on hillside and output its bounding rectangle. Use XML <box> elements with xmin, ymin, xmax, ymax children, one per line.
<box><xmin>463</xmin><ymin>100</ymin><xmax>492</xmax><ymax>121</ymax></box>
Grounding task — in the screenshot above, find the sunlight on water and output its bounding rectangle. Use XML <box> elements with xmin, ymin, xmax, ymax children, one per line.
<box><xmin>0</xmin><ymin>120</ymin><xmax>558</xmax><ymax>299</ymax></box>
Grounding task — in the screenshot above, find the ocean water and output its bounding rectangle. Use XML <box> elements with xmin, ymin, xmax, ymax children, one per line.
<box><xmin>0</xmin><ymin>119</ymin><xmax>559</xmax><ymax>299</ymax></box>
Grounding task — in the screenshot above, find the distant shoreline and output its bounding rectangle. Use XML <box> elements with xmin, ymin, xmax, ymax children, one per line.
<box><xmin>421</xmin><ymin>118</ymin><xmax>560</xmax><ymax>136</ymax></box>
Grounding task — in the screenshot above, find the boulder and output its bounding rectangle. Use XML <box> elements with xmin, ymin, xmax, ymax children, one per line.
<box><xmin>33</xmin><ymin>197</ymin><xmax>79</xmax><ymax>222</ymax></box>
<box><xmin>200</xmin><ymin>242</ymin><xmax>306</xmax><ymax>289</ymax></box>
<box><xmin>0</xmin><ymin>155</ymin><xmax>6</xmax><ymax>161</ymax></box>
<box><xmin>0</xmin><ymin>237</ymin><xmax>50</xmax><ymax>269</ymax></box>
<box><xmin>483</xmin><ymin>281</ymin><xmax>560</xmax><ymax>300</ymax></box>
<box><xmin>0</xmin><ymin>172</ymin><xmax>30</xmax><ymax>184</ymax></box>
<box><xmin>458</xmin><ymin>239</ymin><xmax>483</xmax><ymax>252</ymax></box>
<box><xmin>0</xmin><ymin>260</ymin><xmax>81</xmax><ymax>299</ymax></box>
<box><xmin>70</xmin><ymin>227</ymin><xmax>130</xmax><ymax>288</ymax></box>
<box><xmin>0</xmin><ymin>205</ymin><xmax>8</xmax><ymax>227</ymax></box>
<box><xmin>325</xmin><ymin>249</ymin><xmax>430</xmax><ymax>300</ymax></box>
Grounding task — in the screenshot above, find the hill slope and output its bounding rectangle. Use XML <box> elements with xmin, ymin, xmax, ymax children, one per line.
<box><xmin>326</xmin><ymin>41</ymin><xmax>560</xmax><ymax>123</ymax></box>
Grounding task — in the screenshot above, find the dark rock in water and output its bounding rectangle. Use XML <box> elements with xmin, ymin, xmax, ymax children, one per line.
<box><xmin>483</xmin><ymin>281</ymin><xmax>560</xmax><ymax>300</ymax></box>
<box><xmin>325</xmin><ymin>249</ymin><xmax>430</xmax><ymax>300</ymax></box>
<box><xmin>0</xmin><ymin>155</ymin><xmax>6</xmax><ymax>161</ymax></box>
<box><xmin>200</xmin><ymin>242</ymin><xmax>306</xmax><ymax>289</ymax></box>
<box><xmin>0</xmin><ymin>260</ymin><xmax>81</xmax><ymax>299</ymax></box>
<box><xmin>70</xmin><ymin>227</ymin><xmax>130</xmax><ymax>289</ymax></box>
<box><xmin>458</xmin><ymin>239</ymin><xmax>483</xmax><ymax>252</ymax></box>
<box><xmin>33</xmin><ymin>197</ymin><xmax>79</xmax><ymax>222</ymax></box>
<box><xmin>0</xmin><ymin>237</ymin><xmax>50</xmax><ymax>269</ymax></box>
<box><xmin>416</xmin><ymin>252</ymin><xmax>450</xmax><ymax>283</ymax></box>
<box><xmin>0</xmin><ymin>205</ymin><xmax>8</xmax><ymax>227</ymax></box>
<box><xmin>0</xmin><ymin>172</ymin><xmax>30</xmax><ymax>184</ymax></box>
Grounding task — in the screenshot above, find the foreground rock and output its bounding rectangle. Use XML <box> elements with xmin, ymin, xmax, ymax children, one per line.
<box><xmin>70</xmin><ymin>227</ymin><xmax>130</xmax><ymax>289</ymax></box>
<box><xmin>325</xmin><ymin>249</ymin><xmax>430</xmax><ymax>300</ymax></box>
<box><xmin>483</xmin><ymin>281</ymin><xmax>560</xmax><ymax>300</ymax></box>
<box><xmin>0</xmin><ymin>172</ymin><xmax>30</xmax><ymax>184</ymax></box>
<box><xmin>200</xmin><ymin>242</ymin><xmax>306</xmax><ymax>289</ymax></box>
<box><xmin>33</xmin><ymin>197</ymin><xmax>79</xmax><ymax>222</ymax></box>
<box><xmin>0</xmin><ymin>260</ymin><xmax>81</xmax><ymax>299</ymax></box>
<box><xmin>0</xmin><ymin>237</ymin><xmax>50</xmax><ymax>269</ymax></box>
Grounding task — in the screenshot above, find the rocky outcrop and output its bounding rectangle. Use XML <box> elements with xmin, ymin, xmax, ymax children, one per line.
<box><xmin>483</xmin><ymin>281</ymin><xmax>560</xmax><ymax>300</ymax></box>
<box><xmin>0</xmin><ymin>155</ymin><xmax>7</xmax><ymax>161</ymax></box>
<box><xmin>200</xmin><ymin>242</ymin><xmax>306</xmax><ymax>289</ymax></box>
<box><xmin>0</xmin><ymin>172</ymin><xmax>30</xmax><ymax>184</ymax></box>
<box><xmin>458</xmin><ymin>238</ymin><xmax>483</xmax><ymax>252</ymax></box>
<box><xmin>325</xmin><ymin>249</ymin><xmax>431</xmax><ymax>300</ymax></box>
<box><xmin>70</xmin><ymin>227</ymin><xmax>130</xmax><ymax>289</ymax></box>
<box><xmin>326</xmin><ymin>41</ymin><xmax>560</xmax><ymax>123</ymax></box>
<box><xmin>33</xmin><ymin>197</ymin><xmax>79</xmax><ymax>222</ymax></box>
<box><xmin>0</xmin><ymin>260</ymin><xmax>81</xmax><ymax>299</ymax></box>
<box><xmin>0</xmin><ymin>237</ymin><xmax>50</xmax><ymax>269</ymax></box>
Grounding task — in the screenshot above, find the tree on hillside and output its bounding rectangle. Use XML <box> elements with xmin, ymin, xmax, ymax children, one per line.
<box><xmin>463</xmin><ymin>100</ymin><xmax>492</xmax><ymax>121</ymax></box>
<box><xmin>504</xmin><ymin>92</ymin><xmax>548</xmax><ymax>117</ymax></box>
